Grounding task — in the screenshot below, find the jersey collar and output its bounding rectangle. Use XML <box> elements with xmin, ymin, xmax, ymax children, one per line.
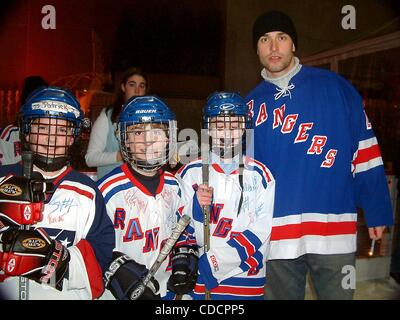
<box><xmin>121</xmin><ymin>163</ymin><xmax>164</xmax><ymax>197</ymax></box>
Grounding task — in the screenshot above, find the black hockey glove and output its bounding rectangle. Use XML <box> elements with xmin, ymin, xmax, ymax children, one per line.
<box><xmin>104</xmin><ymin>251</ymin><xmax>160</xmax><ymax>300</ymax></box>
<box><xmin>167</xmin><ymin>245</ymin><xmax>198</xmax><ymax>294</ymax></box>
<box><xmin>0</xmin><ymin>227</ymin><xmax>70</xmax><ymax>291</ymax></box>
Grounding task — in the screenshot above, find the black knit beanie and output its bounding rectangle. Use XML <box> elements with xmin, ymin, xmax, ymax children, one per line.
<box><xmin>252</xmin><ymin>11</ymin><xmax>297</xmax><ymax>51</ymax></box>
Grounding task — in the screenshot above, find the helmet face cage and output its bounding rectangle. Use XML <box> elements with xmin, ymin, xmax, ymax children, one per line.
<box><xmin>205</xmin><ymin>113</ymin><xmax>251</xmax><ymax>159</ymax></box>
<box><xmin>22</xmin><ymin>116</ymin><xmax>79</xmax><ymax>171</ymax></box>
<box><xmin>203</xmin><ymin>92</ymin><xmax>252</xmax><ymax>159</ymax></box>
<box><xmin>20</xmin><ymin>87</ymin><xmax>83</xmax><ymax>171</ymax></box>
<box><xmin>118</xmin><ymin>119</ymin><xmax>177</xmax><ymax>172</ymax></box>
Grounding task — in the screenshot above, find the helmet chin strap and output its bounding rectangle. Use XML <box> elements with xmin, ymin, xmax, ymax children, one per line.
<box><xmin>131</xmin><ymin>159</ymin><xmax>163</xmax><ymax>174</ymax></box>
<box><xmin>128</xmin><ymin>144</ymin><xmax>170</xmax><ymax>174</ymax></box>
<box><xmin>21</xmin><ymin>140</ymin><xmax>69</xmax><ymax>172</ymax></box>
<box><xmin>33</xmin><ymin>154</ymin><xmax>69</xmax><ymax>172</ymax></box>
<box><xmin>21</xmin><ymin>116</ymin><xmax>78</xmax><ymax>173</ymax></box>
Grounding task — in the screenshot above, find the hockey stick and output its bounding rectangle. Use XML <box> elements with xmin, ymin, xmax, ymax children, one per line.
<box><xmin>22</xmin><ymin>151</ymin><xmax>33</xmax><ymax>180</ymax></box>
<box><xmin>19</xmin><ymin>151</ymin><xmax>34</xmax><ymax>300</ymax></box>
<box><xmin>201</xmin><ymin>130</ymin><xmax>211</xmax><ymax>300</ymax></box>
<box><xmin>130</xmin><ymin>214</ymin><xmax>191</xmax><ymax>300</ymax></box>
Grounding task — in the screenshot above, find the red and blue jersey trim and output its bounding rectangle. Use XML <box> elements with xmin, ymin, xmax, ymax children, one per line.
<box><xmin>227</xmin><ymin>230</ymin><xmax>261</xmax><ymax>261</ymax></box>
<box><xmin>0</xmin><ymin>125</ymin><xmax>19</xmax><ymax>141</ymax></box>
<box><xmin>193</xmin><ymin>276</ymin><xmax>265</xmax><ymax>300</ymax></box>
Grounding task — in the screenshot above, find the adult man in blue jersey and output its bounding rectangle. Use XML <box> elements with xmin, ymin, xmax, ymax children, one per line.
<box><xmin>246</xmin><ymin>10</ymin><xmax>393</xmax><ymax>300</ymax></box>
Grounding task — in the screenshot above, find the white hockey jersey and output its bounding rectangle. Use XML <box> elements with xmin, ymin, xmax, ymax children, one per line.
<box><xmin>0</xmin><ymin>164</ymin><xmax>115</xmax><ymax>300</ymax></box>
<box><xmin>0</xmin><ymin>125</ymin><xmax>21</xmax><ymax>166</ymax></box>
<box><xmin>97</xmin><ymin>163</ymin><xmax>191</xmax><ymax>300</ymax></box>
<box><xmin>176</xmin><ymin>155</ymin><xmax>275</xmax><ymax>300</ymax></box>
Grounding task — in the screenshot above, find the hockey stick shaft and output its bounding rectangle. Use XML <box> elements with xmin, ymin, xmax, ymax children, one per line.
<box><xmin>147</xmin><ymin>214</ymin><xmax>191</xmax><ymax>280</ymax></box>
<box><xmin>19</xmin><ymin>151</ymin><xmax>34</xmax><ymax>301</ymax></box>
<box><xmin>130</xmin><ymin>214</ymin><xmax>191</xmax><ymax>300</ymax></box>
<box><xmin>201</xmin><ymin>130</ymin><xmax>211</xmax><ymax>300</ymax></box>
<box><xmin>22</xmin><ymin>151</ymin><xmax>34</xmax><ymax>180</ymax></box>
<box><xmin>21</xmin><ymin>151</ymin><xmax>34</xmax><ymax>230</ymax></box>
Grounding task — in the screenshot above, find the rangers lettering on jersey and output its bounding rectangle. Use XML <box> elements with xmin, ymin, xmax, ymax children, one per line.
<box><xmin>254</xmin><ymin>102</ymin><xmax>337</xmax><ymax>168</ymax></box>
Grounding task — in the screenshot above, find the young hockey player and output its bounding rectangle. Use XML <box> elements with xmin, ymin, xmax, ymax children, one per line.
<box><xmin>0</xmin><ymin>86</ymin><xmax>114</xmax><ymax>300</ymax></box>
<box><xmin>176</xmin><ymin>92</ymin><xmax>275</xmax><ymax>299</ymax></box>
<box><xmin>98</xmin><ymin>95</ymin><xmax>197</xmax><ymax>300</ymax></box>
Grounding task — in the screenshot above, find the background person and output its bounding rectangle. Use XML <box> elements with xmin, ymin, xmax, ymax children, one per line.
<box><xmin>85</xmin><ymin>67</ymin><xmax>149</xmax><ymax>179</ymax></box>
<box><xmin>0</xmin><ymin>75</ymin><xmax>48</xmax><ymax>166</ymax></box>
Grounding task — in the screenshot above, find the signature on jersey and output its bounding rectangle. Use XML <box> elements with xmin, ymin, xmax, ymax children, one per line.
<box><xmin>161</xmin><ymin>188</ymin><xmax>174</xmax><ymax>209</ymax></box>
<box><xmin>47</xmin><ymin>198</ymin><xmax>77</xmax><ymax>224</ymax></box>
<box><xmin>124</xmin><ymin>189</ymin><xmax>148</xmax><ymax>212</ymax></box>
<box><xmin>48</xmin><ymin>197</ymin><xmax>77</xmax><ymax>214</ymax></box>
<box><xmin>47</xmin><ymin>212</ymin><xmax>68</xmax><ymax>224</ymax></box>
<box><xmin>242</xmin><ymin>177</ymin><xmax>258</xmax><ymax>192</ymax></box>
<box><xmin>241</xmin><ymin>195</ymin><xmax>250</xmax><ymax>211</ymax></box>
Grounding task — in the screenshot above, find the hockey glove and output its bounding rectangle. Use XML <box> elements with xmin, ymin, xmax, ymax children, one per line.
<box><xmin>104</xmin><ymin>251</ymin><xmax>160</xmax><ymax>300</ymax></box>
<box><xmin>0</xmin><ymin>173</ymin><xmax>53</xmax><ymax>226</ymax></box>
<box><xmin>0</xmin><ymin>227</ymin><xmax>70</xmax><ymax>290</ymax></box>
<box><xmin>167</xmin><ymin>245</ymin><xmax>198</xmax><ymax>294</ymax></box>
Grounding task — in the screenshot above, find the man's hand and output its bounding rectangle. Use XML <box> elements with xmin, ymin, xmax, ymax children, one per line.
<box><xmin>368</xmin><ymin>226</ymin><xmax>386</xmax><ymax>240</ymax></box>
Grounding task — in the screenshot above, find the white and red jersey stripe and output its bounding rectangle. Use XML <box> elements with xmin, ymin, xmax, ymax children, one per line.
<box><xmin>268</xmin><ymin>213</ymin><xmax>357</xmax><ymax>259</ymax></box>
<box><xmin>352</xmin><ymin>137</ymin><xmax>383</xmax><ymax>175</ymax></box>
<box><xmin>194</xmin><ymin>281</ymin><xmax>265</xmax><ymax>299</ymax></box>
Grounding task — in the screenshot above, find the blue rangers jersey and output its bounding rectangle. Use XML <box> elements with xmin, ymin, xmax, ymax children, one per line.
<box><xmin>246</xmin><ymin>65</ymin><xmax>393</xmax><ymax>260</ymax></box>
<box><xmin>97</xmin><ymin>163</ymin><xmax>192</xmax><ymax>300</ymax></box>
<box><xmin>0</xmin><ymin>163</ymin><xmax>115</xmax><ymax>299</ymax></box>
<box><xmin>176</xmin><ymin>155</ymin><xmax>275</xmax><ymax>300</ymax></box>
